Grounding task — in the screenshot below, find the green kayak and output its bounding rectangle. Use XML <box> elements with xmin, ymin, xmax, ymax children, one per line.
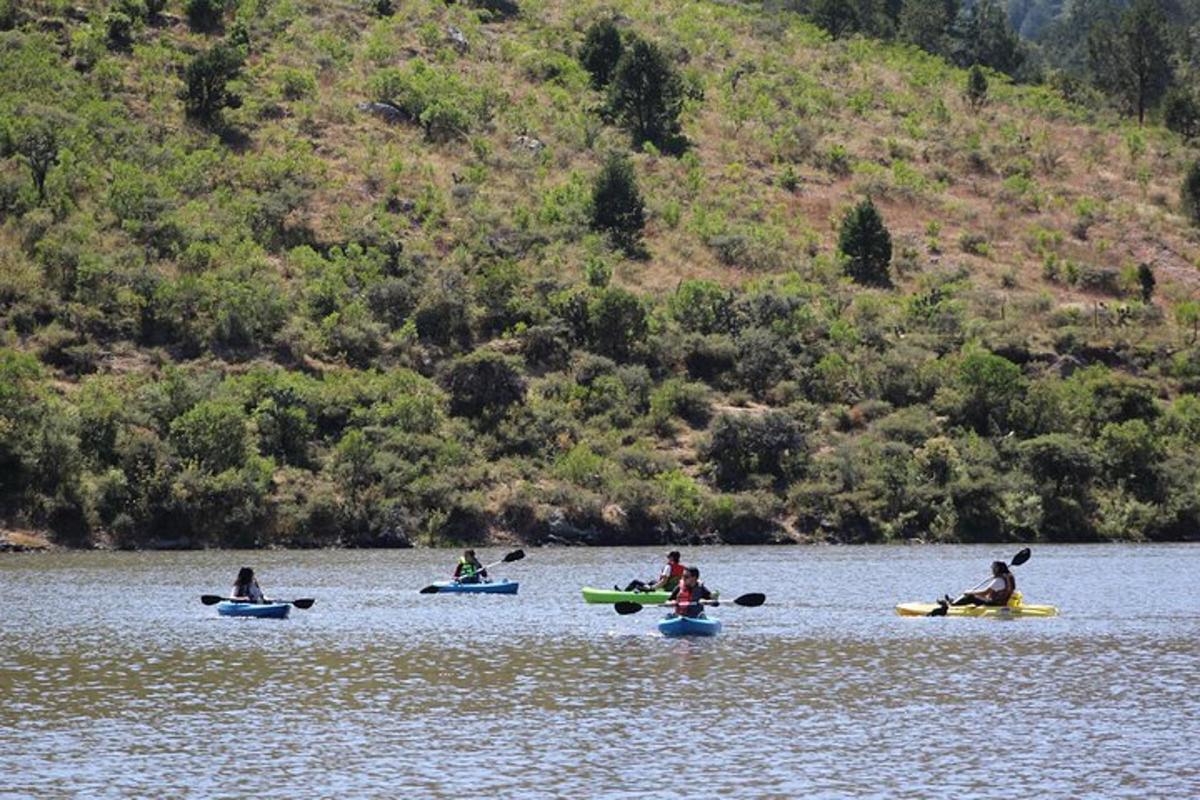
<box><xmin>581</xmin><ymin>586</ymin><xmax>671</xmax><ymax>605</ymax></box>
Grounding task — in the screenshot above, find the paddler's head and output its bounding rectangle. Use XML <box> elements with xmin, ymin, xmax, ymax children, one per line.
<box><xmin>991</xmin><ymin>561</ymin><xmax>1009</xmax><ymax>576</ymax></box>
<box><xmin>667</xmin><ymin>551</ymin><xmax>681</xmax><ymax>564</ymax></box>
<box><xmin>682</xmin><ymin>566</ymin><xmax>700</xmax><ymax>588</ymax></box>
<box><xmin>236</xmin><ymin>567</ymin><xmax>254</xmax><ymax>584</ymax></box>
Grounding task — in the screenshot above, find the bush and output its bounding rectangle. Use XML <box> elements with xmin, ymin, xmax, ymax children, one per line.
<box><xmin>608</xmin><ymin>37</ymin><xmax>685</xmax><ymax>151</ymax></box>
<box><xmin>838</xmin><ymin>198</ymin><xmax>892</xmax><ymax>287</ymax></box>
<box><xmin>370</xmin><ymin>60</ymin><xmax>490</xmax><ymax>141</ymax></box>
<box><xmin>181</xmin><ymin>43</ymin><xmax>244</xmax><ymax>125</ymax></box>
<box><xmin>442</xmin><ymin>350</ymin><xmax>527</xmax><ymax>424</ymax></box>
<box><xmin>703</xmin><ymin>411</ymin><xmax>805</xmax><ymax>490</ymax></box>
<box><xmin>186</xmin><ymin>0</ymin><xmax>223</xmax><ymax>32</ymax></box>
<box><xmin>170</xmin><ymin>401</ymin><xmax>249</xmax><ymax>473</ymax></box>
<box><xmin>586</xmin><ymin>287</ymin><xmax>647</xmax><ymax>361</ymax></box>
<box><xmin>668</xmin><ymin>280</ymin><xmax>733</xmax><ymax>335</ymax></box>
<box><xmin>1164</xmin><ymin>87</ymin><xmax>1200</xmax><ymax>139</ymax></box>
<box><xmin>579</xmin><ymin>18</ymin><xmax>623</xmax><ymax>89</ymax></box>
<box><xmin>965</xmin><ymin>64</ymin><xmax>988</xmax><ymax>111</ymax></box>
<box><xmin>649</xmin><ymin>379</ymin><xmax>712</xmax><ymax>431</ymax></box>
<box><xmin>590</xmin><ymin>152</ymin><xmax>645</xmax><ymax>256</ymax></box>
<box><xmin>1183</xmin><ymin>160</ymin><xmax>1200</xmax><ymax>227</ymax></box>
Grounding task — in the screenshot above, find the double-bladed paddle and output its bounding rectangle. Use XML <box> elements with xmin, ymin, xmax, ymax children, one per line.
<box><xmin>200</xmin><ymin>595</ymin><xmax>315</xmax><ymax>609</ymax></box>
<box><xmin>419</xmin><ymin>549</ymin><xmax>526</xmax><ymax>594</ymax></box>
<box><xmin>614</xmin><ymin>593</ymin><xmax>766</xmax><ymax>615</ymax></box>
<box><xmin>927</xmin><ymin>547</ymin><xmax>1031</xmax><ymax>617</ymax></box>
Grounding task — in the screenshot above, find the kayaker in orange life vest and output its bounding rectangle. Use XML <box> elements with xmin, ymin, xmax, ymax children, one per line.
<box><xmin>940</xmin><ymin>561</ymin><xmax>1015</xmax><ymax>609</ymax></box>
<box><xmin>453</xmin><ymin>549</ymin><xmax>488</xmax><ymax>584</ymax></box>
<box><xmin>667</xmin><ymin>566</ymin><xmax>714</xmax><ymax>618</ymax></box>
<box><xmin>621</xmin><ymin>551</ymin><xmax>686</xmax><ymax>593</ymax></box>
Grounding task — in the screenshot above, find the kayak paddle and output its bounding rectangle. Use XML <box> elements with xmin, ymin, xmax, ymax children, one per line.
<box><xmin>419</xmin><ymin>549</ymin><xmax>526</xmax><ymax>594</ymax></box>
<box><xmin>200</xmin><ymin>595</ymin><xmax>315</xmax><ymax>609</ymax></box>
<box><xmin>614</xmin><ymin>593</ymin><xmax>766</xmax><ymax>615</ymax></box>
<box><xmin>928</xmin><ymin>547</ymin><xmax>1032</xmax><ymax>617</ymax></box>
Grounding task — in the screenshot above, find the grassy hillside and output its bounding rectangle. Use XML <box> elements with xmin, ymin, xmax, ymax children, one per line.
<box><xmin>2</xmin><ymin>0</ymin><xmax>1199</xmax><ymax>549</ymax></box>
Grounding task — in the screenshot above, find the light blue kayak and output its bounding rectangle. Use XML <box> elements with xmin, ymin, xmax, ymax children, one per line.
<box><xmin>429</xmin><ymin>580</ymin><xmax>519</xmax><ymax>595</ymax></box>
<box><xmin>658</xmin><ymin>614</ymin><xmax>721</xmax><ymax>637</ymax></box>
<box><xmin>216</xmin><ymin>601</ymin><xmax>290</xmax><ymax>619</ymax></box>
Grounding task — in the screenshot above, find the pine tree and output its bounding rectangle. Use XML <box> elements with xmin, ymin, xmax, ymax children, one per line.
<box><xmin>1088</xmin><ymin>0</ymin><xmax>1173</xmax><ymax>125</ymax></box>
<box><xmin>591</xmin><ymin>152</ymin><xmax>646</xmax><ymax>255</ymax></box>
<box><xmin>180</xmin><ymin>43</ymin><xmax>245</xmax><ymax>126</ymax></box>
<box><xmin>608</xmin><ymin>38</ymin><xmax>685</xmax><ymax>151</ymax></box>
<box><xmin>1137</xmin><ymin>263</ymin><xmax>1156</xmax><ymax>303</ymax></box>
<box><xmin>965</xmin><ymin>64</ymin><xmax>989</xmax><ymax>111</ymax></box>
<box><xmin>1183</xmin><ymin>160</ymin><xmax>1200</xmax><ymax>227</ymax></box>
<box><xmin>951</xmin><ymin>0</ymin><xmax>1024</xmax><ymax>76</ymax></box>
<box><xmin>898</xmin><ymin>0</ymin><xmax>959</xmax><ymax>56</ymax></box>
<box><xmin>579</xmin><ymin>18</ymin><xmax>623</xmax><ymax>89</ymax></box>
<box><xmin>838</xmin><ymin>198</ymin><xmax>893</xmax><ymax>287</ymax></box>
<box><xmin>810</xmin><ymin>0</ymin><xmax>861</xmax><ymax>39</ymax></box>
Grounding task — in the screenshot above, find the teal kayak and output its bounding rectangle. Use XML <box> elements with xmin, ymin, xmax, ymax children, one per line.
<box><xmin>216</xmin><ymin>601</ymin><xmax>290</xmax><ymax>619</ymax></box>
<box><xmin>429</xmin><ymin>579</ymin><xmax>519</xmax><ymax>595</ymax></box>
<box><xmin>658</xmin><ymin>614</ymin><xmax>721</xmax><ymax>637</ymax></box>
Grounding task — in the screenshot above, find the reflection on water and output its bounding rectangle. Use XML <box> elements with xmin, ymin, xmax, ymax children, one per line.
<box><xmin>1</xmin><ymin>545</ymin><xmax>1198</xmax><ymax>798</ymax></box>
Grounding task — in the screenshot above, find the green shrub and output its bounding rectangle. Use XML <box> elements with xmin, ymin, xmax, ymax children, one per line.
<box><xmin>590</xmin><ymin>151</ymin><xmax>645</xmax><ymax>256</ymax></box>
<box><xmin>608</xmin><ymin>37</ymin><xmax>685</xmax><ymax>151</ymax></box>
<box><xmin>441</xmin><ymin>350</ymin><xmax>526</xmax><ymax>424</ymax></box>
<box><xmin>649</xmin><ymin>379</ymin><xmax>712</xmax><ymax>432</ymax></box>
<box><xmin>580</xmin><ymin>18</ymin><xmax>623</xmax><ymax>89</ymax></box>
<box><xmin>370</xmin><ymin>60</ymin><xmax>491</xmax><ymax>141</ymax></box>
<box><xmin>703</xmin><ymin>411</ymin><xmax>805</xmax><ymax>490</ymax></box>
<box><xmin>170</xmin><ymin>401</ymin><xmax>249</xmax><ymax>473</ymax></box>
<box><xmin>1164</xmin><ymin>87</ymin><xmax>1200</xmax><ymax>139</ymax></box>
<box><xmin>186</xmin><ymin>0</ymin><xmax>223</xmax><ymax>32</ymax></box>
<box><xmin>1183</xmin><ymin>160</ymin><xmax>1200</xmax><ymax>227</ymax></box>
<box><xmin>181</xmin><ymin>43</ymin><xmax>244</xmax><ymax>125</ymax></box>
<box><xmin>964</xmin><ymin>64</ymin><xmax>988</xmax><ymax>111</ymax></box>
<box><xmin>668</xmin><ymin>280</ymin><xmax>733</xmax><ymax>335</ymax></box>
<box><xmin>838</xmin><ymin>198</ymin><xmax>892</xmax><ymax>287</ymax></box>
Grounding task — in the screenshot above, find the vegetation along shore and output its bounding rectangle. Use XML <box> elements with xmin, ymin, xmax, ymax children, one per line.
<box><xmin>2</xmin><ymin>0</ymin><xmax>1200</xmax><ymax>549</ymax></box>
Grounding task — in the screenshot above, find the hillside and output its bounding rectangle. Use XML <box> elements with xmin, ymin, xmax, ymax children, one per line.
<box><xmin>2</xmin><ymin>0</ymin><xmax>1199</xmax><ymax>549</ymax></box>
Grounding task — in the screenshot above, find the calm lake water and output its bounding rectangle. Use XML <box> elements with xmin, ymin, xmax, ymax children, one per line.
<box><xmin>1</xmin><ymin>544</ymin><xmax>1198</xmax><ymax>799</ymax></box>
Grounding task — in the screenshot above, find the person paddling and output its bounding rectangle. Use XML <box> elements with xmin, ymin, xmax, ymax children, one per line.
<box><xmin>453</xmin><ymin>549</ymin><xmax>488</xmax><ymax>584</ymax></box>
<box><xmin>622</xmin><ymin>551</ymin><xmax>685</xmax><ymax>593</ymax></box>
<box><xmin>939</xmin><ymin>561</ymin><xmax>1015</xmax><ymax>611</ymax></box>
<box><xmin>666</xmin><ymin>566</ymin><xmax>714</xmax><ymax>619</ymax></box>
<box><xmin>231</xmin><ymin>567</ymin><xmax>269</xmax><ymax>604</ymax></box>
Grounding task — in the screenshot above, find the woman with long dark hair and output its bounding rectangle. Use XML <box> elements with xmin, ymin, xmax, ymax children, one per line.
<box><xmin>231</xmin><ymin>567</ymin><xmax>268</xmax><ymax>604</ymax></box>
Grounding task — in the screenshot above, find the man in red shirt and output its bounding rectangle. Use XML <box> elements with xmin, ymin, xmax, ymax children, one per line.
<box><xmin>622</xmin><ymin>551</ymin><xmax>685</xmax><ymax>593</ymax></box>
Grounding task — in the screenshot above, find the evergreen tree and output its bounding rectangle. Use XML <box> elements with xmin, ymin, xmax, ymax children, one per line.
<box><xmin>1183</xmin><ymin>160</ymin><xmax>1200</xmax><ymax>226</ymax></box>
<box><xmin>180</xmin><ymin>43</ymin><xmax>244</xmax><ymax>125</ymax></box>
<box><xmin>590</xmin><ymin>152</ymin><xmax>646</xmax><ymax>255</ymax></box>
<box><xmin>951</xmin><ymin>0</ymin><xmax>1025</xmax><ymax>75</ymax></box>
<box><xmin>1137</xmin><ymin>263</ymin><xmax>1156</xmax><ymax>303</ymax></box>
<box><xmin>838</xmin><ymin>198</ymin><xmax>893</xmax><ymax>287</ymax></box>
<box><xmin>1089</xmin><ymin>0</ymin><xmax>1174</xmax><ymax>124</ymax></box>
<box><xmin>810</xmin><ymin>0</ymin><xmax>861</xmax><ymax>38</ymax></box>
<box><xmin>898</xmin><ymin>0</ymin><xmax>959</xmax><ymax>56</ymax></box>
<box><xmin>608</xmin><ymin>38</ymin><xmax>685</xmax><ymax>151</ymax></box>
<box><xmin>1164</xmin><ymin>87</ymin><xmax>1200</xmax><ymax>139</ymax></box>
<box><xmin>579</xmin><ymin>18</ymin><xmax>623</xmax><ymax>89</ymax></box>
<box><xmin>965</xmin><ymin>63</ymin><xmax>989</xmax><ymax>111</ymax></box>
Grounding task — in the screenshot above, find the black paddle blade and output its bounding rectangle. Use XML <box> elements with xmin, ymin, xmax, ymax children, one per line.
<box><xmin>927</xmin><ymin>602</ymin><xmax>949</xmax><ymax>617</ymax></box>
<box><xmin>1010</xmin><ymin>548</ymin><xmax>1031</xmax><ymax>567</ymax></box>
<box><xmin>418</xmin><ymin>585</ymin><xmax>440</xmax><ymax>594</ymax></box>
<box><xmin>200</xmin><ymin>595</ymin><xmax>224</xmax><ymax>605</ymax></box>
<box><xmin>614</xmin><ymin>601</ymin><xmax>644</xmax><ymax>615</ymax></box>
<box><xmin>291</xmin><ymin>598</ymin><xmax>315</xmax><ymax>609</ymax></box>
<box><xmin>733</xmin><ymin>592</ymin><xmax>766</xmax><ymax>607</ymax></box>
<box><xmin>503</xmin><ymin>549</ymin><xmax>526</xmax><ymax>563</ymax></box>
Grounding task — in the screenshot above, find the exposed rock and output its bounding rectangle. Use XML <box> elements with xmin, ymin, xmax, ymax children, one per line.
<box><xmin>446</xmin><ymin>25</ymin><xmax>469</xmax><ymax>53</ymax></box>
<box><xmin>513</xmin><ymin>134</ymin><xmax>544</xmax><ymax>153</ymax></box>
<box><xmin>357</xmin><ymin>101</ymin><xmax>407</xmax><ymax>125</ymax></box>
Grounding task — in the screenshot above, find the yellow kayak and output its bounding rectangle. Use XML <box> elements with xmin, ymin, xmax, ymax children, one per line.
<box><xmin>896</xmin><ymin>594</ymin><xmax>1058</xmax><ymax>618</ymax></box>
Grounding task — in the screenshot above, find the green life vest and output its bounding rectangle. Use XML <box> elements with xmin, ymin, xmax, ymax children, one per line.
<box><xmin>459</xmin><ymin>557</ymin><xmax>477</xmax><ymax>578</ymax></box>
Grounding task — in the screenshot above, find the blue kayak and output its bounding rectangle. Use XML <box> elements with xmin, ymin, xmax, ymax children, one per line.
<box><xmin>430</xmin><ymin>580</ymin><xmax>519</xmax><ymax>595</ymax></box>
<box><xmin>658</xmin><ymin>614</ymin><xmax>721</xmax><ymax>637</ymax></box>
<box><xmin>216</xmin><ymin>601</ymin><xmax>290</xmax><ymax>619</ymax></box>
